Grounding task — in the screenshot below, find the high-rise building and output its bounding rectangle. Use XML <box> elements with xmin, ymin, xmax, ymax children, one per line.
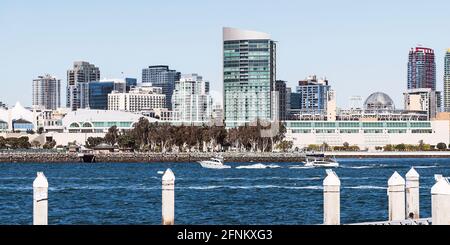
<box><xmin>404</xmin><ymin>88</ymin><xmax>441</xmax><ymax>119</ymax></box>
<box><xmin>408</xmin><ymin>46</ymin><xmax>436</xmax><ymax>91</ymax></box>
<box><xmin>296</xmin><ymin>75</ymin><xmax>330</xmax><ymax>112</ymax></box>
<box><xmin>172</xmin><ymin>74</ymin><xmax>212</xmax><ymax>123</ymax></box>
<box><xmin>89</xmin><ymin>78</ymin><xmax>137</xmax><ymax>110</ymax></box>
<box><xmin>275</xmin><ymin>80</ymin><xmax>290</xmax><ymax>121</ymax></box>
<box><xmin>142</xmin><ymin>65</ymin><xmax>181</xmax><ymax>110</ymax></box>
<box><xmin>223</xmin><ymin>27</ymin><xmax>276</xmax><ymax>127</ymax></box>
<box><xmin>108</xmin><ymin>85</ymin><xmax>166</xmax><ymax>112</ymax></box>
<box><xmin>67</xmin><ymin>61</ymin><xmax>101</xmax><ymax>111</ymax></box>
<box><xmin>444</xmin><ymin>49</ymin><xmax>450</xmax><ymax>112</ymax></box>
<box><xmin>32</xmin><ymin>74</ymin><xmax>61</xmax><ymax>110</ymax></box>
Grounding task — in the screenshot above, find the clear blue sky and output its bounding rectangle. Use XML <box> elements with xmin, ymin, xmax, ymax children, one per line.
<box><xmin>1</xmin><ymin>0</ymin><xmax>449</xmax><ymax>108</ymax></box>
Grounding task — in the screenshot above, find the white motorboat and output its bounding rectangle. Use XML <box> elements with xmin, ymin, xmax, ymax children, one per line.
<box><xmin>303</xmin><ymin>154</ymin><xmax>339</xmax><ymax>168</ymax></box>
<box><xmin>198</xmin><ymin>156</ymin><xmax>231</xmax><ymax>169</ymax></box>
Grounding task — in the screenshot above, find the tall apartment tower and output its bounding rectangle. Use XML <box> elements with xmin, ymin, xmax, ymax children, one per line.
<box><xmin>408</xmin><ymin>46</ymin><xmax>436</xmax><ymax>91</ymax></box>
<box><xmin>172</xmin><ymin>74</ymin><xmax>212</xmax><ymax>123</ymax></box>
<box><xmin>142</xmin><ymin>65</ymin><xmax>181</xmax><ymax>110</ymax></box>
<box><xmin>444</xmin><ymin>49</ymin><xmax>450</xmax><ymax>112</ymax></box>
<box><xmin>223</xmin><ymin>27</ymin><xmax>276</xmax><ymax>127</ymax></box>
<box><xmin>66</xmin><ymin>61</ymin><xmax>100</xmax><ymax>111</ymax></box>
<box><xmin>32</xmin><ymin>74</ymin><xmax>61</xmax><ymax>110</ymax></box>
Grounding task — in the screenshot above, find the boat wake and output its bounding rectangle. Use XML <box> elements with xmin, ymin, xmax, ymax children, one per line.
<box><xmin>288</xmin><ymin>165</ymin><xmax>315</xmax><ymax>169</ymax></box>
<box><xmin>414</xmin><ymin>165</ymin><xmax>439</xmax><ymax>169</ymax></box>
<box><xmin>236</xmin><ymin>163</ymin><xmax>280</xmax><ymax>169</ymax></box>
<box><xmin>345</xmin><ymin>185</ymin><xmax>386</xmax><ymax>190</ymax></box>
<box><xmin>183</xmin><ymin>185</ymin><xmax>323</xmax><ymax>190</ymax></box>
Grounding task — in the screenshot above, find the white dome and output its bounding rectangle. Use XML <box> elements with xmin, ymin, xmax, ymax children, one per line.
<box><xmin>364</xmin><ymin>92</ymin><xmax>395</xmax><ymax>110</ymax></box>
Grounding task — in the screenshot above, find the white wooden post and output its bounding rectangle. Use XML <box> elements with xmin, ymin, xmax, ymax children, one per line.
<box><xmin>323</xmin><ymin>169</ymin><xmax>340</xmax><ymax>225</ymax></box>
<box><xmin>431</xmin><ymin>175</ymin><xmax>450</xmax><ymax>225</ymax></box>
<box><xmin>388</xmin><ymin>171</ymin><xmax>405</xmax><ymax>221</ymax></box>
<box><xmin>162</xmin><ymin>168</ymin><xmax>175</xmax><ymax>225</ymax></box>
<box><xmin>405</xmin><ymin>167</ymin><xmax>420</xmax><ymax>219</ymax></box>
<box><xmin>33</xmin><ymin>172</ymin><xmax>48</xmax><ymax>225</ymax></box>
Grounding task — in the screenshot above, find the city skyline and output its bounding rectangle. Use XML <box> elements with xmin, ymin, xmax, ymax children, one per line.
<box><xmin>1</xmin><ymin>0</ymin><xmax>450</xmax><ymax>108</ymax></box>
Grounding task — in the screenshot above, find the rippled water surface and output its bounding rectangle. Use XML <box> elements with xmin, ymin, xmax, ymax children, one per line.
<box><xmin>0</xmin><ymin>158</ymin><xmax>449</xmax><ymax>225</ymax></box>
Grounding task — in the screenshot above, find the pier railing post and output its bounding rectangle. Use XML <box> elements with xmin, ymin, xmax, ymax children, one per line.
<box><xmin>431</xmin><ymin>175</ymin><xmax>450</xmax><ymax>225</ymax></box>
<box><xmin>162</xmin><ymin>168</ymin><xmax>175</xmax><ymax>225</ymax></box>
<box><xmin>33</xmin><ymin>172</ymin><xmax>48</xmax><ymax>225</ymax></box>
<box><xmin>323</xmin><ymin>169</ymin><xmax>340</xmax><ymax>225</ymax></box>
<box><xmin>388</xmin><ymin>171</ymin><xmax>406</xmax><ymax>221</ymax></box>
<box><xmin>405</xmin><ymin>167</ymin><xmax>420</xmax><ymax>219</ymax></box>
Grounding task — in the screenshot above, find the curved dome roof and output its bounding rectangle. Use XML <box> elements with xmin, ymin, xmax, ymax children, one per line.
<box><xmin>364</xmin><ymin>92</ymin><xmax>395</xmax><ymax>110</ymax></box>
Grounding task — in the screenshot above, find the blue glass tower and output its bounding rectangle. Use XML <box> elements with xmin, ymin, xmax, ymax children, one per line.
<box><xmin>89</xmin><ymin>78</ymin><xmax>137</xmax><ymax>110</ymax></box>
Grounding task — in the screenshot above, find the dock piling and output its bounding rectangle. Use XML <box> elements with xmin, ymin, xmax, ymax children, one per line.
<box><xmin>323</xmin><ymin>169</ymin><xmax>341</xmax><ymax>225</ymax></box>
<box><xmin>405</xmin><ymin>168</ymin><xmax>420</xmax><ymax>219</ymax></box>
<box><xmin>431</xmin><ymin>175</ymin><xmax>450</xmax><ymax>225</ymax></box>
<box><xmin>388</xmin><ymin>171</ymin><xmax>406</xmax><ymax>221</ymax></box>
<box><xmin>33</xmin><ymin>172</ymin><xmax>48</xmax><ymax>225</ymax></box>
<box><xmin>162</xmin><ymin>168</ymin><xmax>175</xmax><ymax>225</ymax></box>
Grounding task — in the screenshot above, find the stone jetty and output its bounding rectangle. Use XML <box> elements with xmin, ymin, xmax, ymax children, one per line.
<box><xmin>0</xmin><ymin>152</ymin><xmax>307</xmax><ymax>163</ymax></box>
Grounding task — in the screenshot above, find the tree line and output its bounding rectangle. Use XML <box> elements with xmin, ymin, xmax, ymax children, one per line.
<box><xmin>86</xmin><ymin>118</ymin><xmax>290</xmax><ymax>153</ymax></box>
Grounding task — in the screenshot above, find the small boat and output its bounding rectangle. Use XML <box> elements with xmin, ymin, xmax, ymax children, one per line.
<box><xmin>303</xmin><ymin>154</ymin><xmax>339</xmax><ymax>168</ymax></box>
<box><xmin>198</xmin><ymin>156</ymin><xmax>231</xmax><ymax>169</ymax></box>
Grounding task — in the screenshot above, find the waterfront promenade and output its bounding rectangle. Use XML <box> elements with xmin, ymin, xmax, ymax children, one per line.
<box><xmin>0</xmin><ymin>151</ymin><xmax>450</xmax><ymax>163</ymax></box>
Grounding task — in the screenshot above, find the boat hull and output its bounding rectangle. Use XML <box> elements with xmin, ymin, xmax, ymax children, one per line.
<box><xmin>198</xmin><ymin>161</ymin><xmax>231</xmax><ymax>169</ymax></box>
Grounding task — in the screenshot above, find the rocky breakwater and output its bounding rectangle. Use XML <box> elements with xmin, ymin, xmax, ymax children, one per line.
<box><xmin>94</xmin><ymin>152</ymin><xmax>307</xmax><ymax>163</ymax></box>
<box><xmin>0</xmin><ymin>152</ymin><xmax>80</xmax><ymax>163</ymax></box>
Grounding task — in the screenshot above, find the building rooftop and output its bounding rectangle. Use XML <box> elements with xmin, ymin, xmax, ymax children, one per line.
<box><xmin>223</xmin><ymin>27</ymin><xmax>271</xmax><ymax>41</ymax></box>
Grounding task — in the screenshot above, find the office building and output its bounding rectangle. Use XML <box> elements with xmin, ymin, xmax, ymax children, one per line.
<box><xmin>275</xmin><ymin>80</ymin><xmax>290</xmax><ymax>121</ymax></box>
<box><xmin>295</xmin><ymin>75</ymin><xmax>331</xmax><ymax>112</ymax></box>
<box><xmin>223</xmin><ymin>27</ymin><xmax>276</xmax><ymax>127</ymax></box>
<box><xmin>32</xmin><ymin>74</ymin><xmax>61</xmax><ymax>110</ymax></box>
<box><xmin>142</xmin><ymin>65</ymin><xmax>180</xmax><ymax>109</ymax></box>
<box><xmin>408</xmin><ymin>46</ymin><xmax>436</xmax><ymax>91</ymax></box>
<box><xmin>404</xmin><ymin>88</ymin><xmax>442</xmax><ymax>119</ymax></box>
<box><xmin>172</xmin><ymin>74</ymin><xmax>212</xmax><ymax>123</ymax></box>
<box><xmin>108</xmin><ymin>85</ymin><xmax>166</xmax><ymax>112</ymax></box>
<box><xmin>67</xmin><ymin>61</ymin><xmax>101</xmax><ymax>111</ymax></box>
<box><xmin>89</xmin><ymin>78</ymin><xmax>137</xmax><ymax>110</ymax></box>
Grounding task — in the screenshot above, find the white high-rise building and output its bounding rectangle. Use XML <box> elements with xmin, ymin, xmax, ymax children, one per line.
<box><xmin>444</xmin><ymin>49</ymin><xmax>450</xmax><ymax>112</ymax></box>
<box><xmin>32</xmin><ymin>74</ymin><xmax>61</xmax><ymax>110</ymax></box>
<box><xmin>108</xmin><ymin>85</ymin><xmax>166</xmax><ymax>112</ymax></box>
<box><xmin>172</xmin><ymin>74</ymin><xmax>212</xmax><ymax>123</ymax></box>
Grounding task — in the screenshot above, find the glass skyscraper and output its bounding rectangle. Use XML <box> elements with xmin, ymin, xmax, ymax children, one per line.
<box><xmin>223</xmin><ymin>27</ymin><xmax>276</xmax><ymax>127</ymax></box>
<box><xmin>444</xmin><ymin>49</ymin><xmax>450</xmax><ymax>112</ymax></box>
<box><xmin>408</xmin><ymin>47</ymin><xmax>436</xmax><ymax>91</ymax></box>
<box><xmin>142</xmin><ymin>65</ymin><xmax>181</xmax><ymax>110</ymax></box>
<box><xmin>89</xmin><ymin>78</ymin><xmax>137</xmax><ymax>110</ymax></box>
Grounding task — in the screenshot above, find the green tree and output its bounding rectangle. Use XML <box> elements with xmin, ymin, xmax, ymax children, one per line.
<box><xmin>105</xmin><ymin>126</ymin><xmax>119</xmax><ymax>146</ymax></box>
<box><xmin>276</xmin><ymin>141</ymin><xmax>294</xmax><ymax>152</ymax></box>
<box><xmin>31</xmin><ymin>140</ymin><xmax>41</xmax><ymax>148</ymax></box>
<box><xmin>395</xmin><ymin>144</ymin><xmax>406</xmax><ymax>151</ymax></box>
<box><xmin>85</xmin><ymin>137</ymin><xmax>104</xmax><ymax>148</ymax></box>
<box><xmin>43</xmin><ymin>140</ymin><xmax>57</xmax><ymax>149</ymax></box>
<box><xmin>118</xmin><ymin>133</ymin><xmax>136</xmax><ymax>150</ymax></box>
<box><xmin>0</xmin><ymin>137</ymin><xmax>6</xmax><ymax>149</ymax></box>
<box><xmin>437</xmin><ymin>142</ymin><xmax>448</xmax><ymax>151</ymax></box>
